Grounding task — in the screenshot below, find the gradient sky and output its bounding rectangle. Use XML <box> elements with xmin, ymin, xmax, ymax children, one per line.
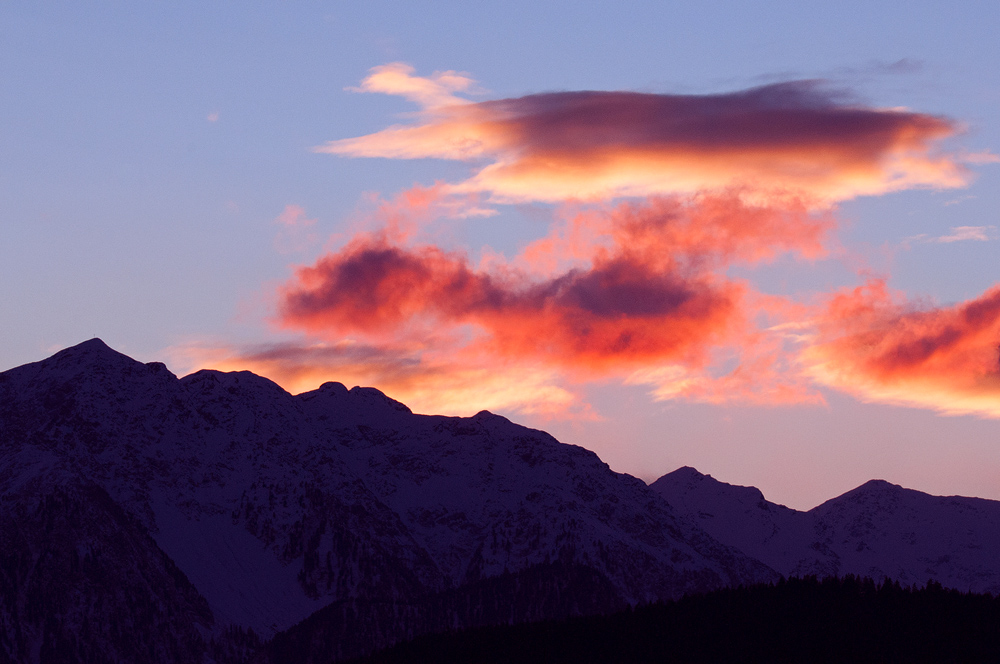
<box><xmin>3</xmin><ymin>2</ymin><xmax>1000</xmax><ymax>510</ymax></box>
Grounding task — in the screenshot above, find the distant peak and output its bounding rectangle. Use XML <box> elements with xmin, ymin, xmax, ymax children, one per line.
<box><xmin>70</xmin><ymin>338</ymin><xmax>113</xmax><ymax>352</ymax></box>
<box><xmin>0</xmin><ymin>338</ymin><xmax>174</xmax><ymax>389</ymax></box>
<box><xmin>348</xmin><ymin>386</ymin><xmax>412</xmax><ymax>414</ymax></box>
<box><xmin>48</xmin><ymin>338</ymin><xmax>135</xmax><ymax>364</ymax></box>
<box><xmin>179</xmin><ymin>368</ymin><xmax>287</xmax><ymax>395</ymax></box>
<box><xmin>295</xmin><ymin>381</ymin><xmax>348</xmax><ymax>404</ymax></box>
<box><xmin>657</xmin><ymin>466</ymin><xmax>710</xmax><ymax>483</ymax></box>
<box><xmin>810</xmin><ymin>478</ymin><xmax>910</xmax><ymax>512</ymax></box>
<box><xmin>855</xmin><ymin>479</ymin><xmax>903</xmax><ymax>493</ymax></box>
<box><xmin>675</xmin><ymin>466</ymin><xmax>707</xmax><ymax>477</ymax></box>
<box><xmin>470</xmin><ymin>410</ymin><xmax>514</xmax><ymax>426</ymax></box>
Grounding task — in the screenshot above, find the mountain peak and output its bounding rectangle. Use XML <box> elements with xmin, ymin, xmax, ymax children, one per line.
<box><xmin>318</xmin><ymin>381</ymin><xmax>348</xmax><ymax>395</ymax></box>
<box><xmin>841</xmin><ymin>479</ymin><xmax>904</xmax><ymax>499</ymax></box>
<box><xmin>650</xmin><ymin>467</ymin><xmax>771</xmax><ymax>505</ymax></box>
<box><xmin>859</xmin><ymin>479</ymin><xmax>897</xmax><ymax>489</ymax></box>
<box><xmin>0</xmin><ymin>339</ymin><xmax>181</xmax><ymax>399</ymax></box>
<box><xmin>668</xmin><ymin>466</ymin><xmax>710</xmax><ymax>480</ymax></box>
<box><xmin>74</xmin><ymin>337</ymin><xmax>113</xmax><ymax>351</ymax></box>
<box><xmin>809</xmin><ymin>479</ymin><xmax>908</xmax><ymax>515</ymax></box>
<box><xmin>347</xmin><ymin>386</ymin><xmax>412</xmax><ymax>414</ymax></box>
<box><xmin>0</xmin><ymin>338</ymin><xmax>144</xmax><ymax>381</ymax></box>
<box><xmin>649</xmin><ymin>466</ymin><xmax>712</xmax><ymax>490</ymax></box>
<box><xmin>48</xmin><ymin>338</ymin><xmax>134</xmax><ymax>364</ymax></box>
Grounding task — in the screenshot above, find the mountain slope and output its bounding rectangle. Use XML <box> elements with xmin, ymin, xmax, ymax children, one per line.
<box><xmin>0</xmin><ymin>472</ymin><xmax>213</xmax><ymax>664</ymax></box>
<box><xmin>651</xmin><ymin>467</ymin><xmax>1000</xmax><ymax>593</ymax></box>
<box><xmin>0</xmin><ymin>340</ymin><xmax>775</xmax><ymax>661</ymax></box>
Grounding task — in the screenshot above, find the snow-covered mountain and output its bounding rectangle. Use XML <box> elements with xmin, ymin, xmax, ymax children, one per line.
<box><xmin>651</xmin><ymin>466</ymin><xmax>1000</xmax><ymax>593</ymax></box>
<box><xmin>0</xmin><ymin>340</ymin><xmax>774</xmax><ymax>662</ymax></box>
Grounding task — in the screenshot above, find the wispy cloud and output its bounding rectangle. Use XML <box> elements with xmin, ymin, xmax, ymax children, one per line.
<box><xmin>935</xmin><ymin>226</ymin><xmax>995</xmax><ymax>243</ymax></box>
<box><xmin>906</xmin><ymin>225</ymin><xmax>996</xmax><ymax>245</ymax></box>
<box><xmin>345</xmin><ymin>62</ymin><xmax>478</xmax><ymax>109</ymax></box>
<box><xmin>273</xmin><ymin>204</ymin><xmax>319</xmax><ymax>254</ymax></box>
<box><xmin>962</xmin><ymin>151</ymin><xmax>1000</xmax><ymax>165</ymax></box>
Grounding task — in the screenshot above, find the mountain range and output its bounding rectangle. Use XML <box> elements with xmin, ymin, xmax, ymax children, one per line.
<box><xmin>652</xmin><ymin>465</ymin><xmax>1000</xmax><ymax>594</ymax></box>
<box><xmin>1</xmin><ymin>339</ymin><xmax>997</xmax><ymax>663</ymax></box>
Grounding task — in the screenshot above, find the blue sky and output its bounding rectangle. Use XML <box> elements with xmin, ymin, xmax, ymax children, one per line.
<box><xmin>2</xmin><ymin>2</ymin><xmax>999</xmax><ymax>508</ymax></box>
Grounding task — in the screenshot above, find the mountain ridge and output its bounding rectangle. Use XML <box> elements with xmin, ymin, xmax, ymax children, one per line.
<box><xmin>5</xmin><ymin>339</ymin><xmax>1000</xmax><ymax>663</ymax></box>
<box><xmin>0</xmin><ymin>339</ymin><xmax>775</xmax><ymax>662</ymax></box>
<box><xmin>651</xmin><ymin>465</ymin><xmax>1000</xmax><ymax>593</ymax></box>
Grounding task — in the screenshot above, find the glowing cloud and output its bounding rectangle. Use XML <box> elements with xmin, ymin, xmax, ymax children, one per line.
<box><xmin>275</xmin><ymin>193</ymin><xmax>831</xmax><ymax>380</ymax></box>
<box><xmin>319</xmin><ymin>67</ymin><xmax>969</xmax><ymax>204</ymax></box>
<box><xmin>346</xmin><ymin>62</ymin><xmax>477</xmax><ymax>109</ymax></box>
<box><xmin>277</xmin><ymin>236</ymin><xmax>741</xmax><ymax>373</ymax></box>
<box><xmin>628</xmin><ymin>301</ymin><xmax>825</xmax><ymax>407</ymax></box>
<box><xmin>805</xmin><ymin>280</ymin><xmax>1000</xmax><ymax>417</ymax></box>
<box><xmin>167</xmin><ymin>340</ymin><xmax>586</xmax><ymax>418</ymax></box>
<box><xmin>192</xmin><ymin>65</ymin><xmax>996</xmax><ymax>417</ymax></box>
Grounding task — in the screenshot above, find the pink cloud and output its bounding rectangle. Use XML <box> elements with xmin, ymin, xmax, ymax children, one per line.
<box><xmin>934</xmin><ymin>226</ymin><xmax>994</xmax><ymax>243</ymax></box>
<box><xmin>805</xmin><ymin>279</ymin><xmax>1000</xmax><ymax>417</ymax></box>
<box><xmin>195</xmin><ymin>66</ymin><xmax>996</xmax><ymax>417</ymax></box>
<box><xmin>167</xmin><ymin>339</ymin><xmax>589</xmax><ymax>418</ymax></box>
<box><xmin>273</xmin><ymin>191</ymin><xmax>831</xmax><ymax>407</ymax></box>
<box><xmin>346</xmin><ymin>62</ymin><xmax>478</xmax><ymax>109</ymax></box>
<box><xmin>273</xmin><ymin>204</ymin><xmax>319</xmax><ymax>254</ymax></box>
<box><xmin>320</xmin><ymin>68</ymin><xmax>969</xmax><ymax>204</ymax></box>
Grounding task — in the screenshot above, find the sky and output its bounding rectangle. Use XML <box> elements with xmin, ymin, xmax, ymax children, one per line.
<box><xmin>2</xmin><ymin>2</ymin><xmax>999</xmax><ymax>510</ymax></box>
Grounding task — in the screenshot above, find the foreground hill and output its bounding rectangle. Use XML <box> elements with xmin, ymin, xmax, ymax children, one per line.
<box><xmin>0</xmin><ymin>340</ymin><xmax>773</xmax><ymax>663</ymax></box>
<box><xmin>651</xmin><ymin>466</ymin><xmax>1000</xmax><ymax>593</ymax></box>
<box><xmin>348</xmin><ymin>576</ymin><xmax>1000</xmax><ymax>664</ymax></box>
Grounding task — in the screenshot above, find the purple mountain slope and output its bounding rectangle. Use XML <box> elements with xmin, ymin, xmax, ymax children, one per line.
<box><xmin>0</xmin><ymin>340</ymin><xmax>775</xmax><ymax>661</ymax></box>
<box><xmin>651</xmin><ymin>466</ymin><xmax>1000</xmax><ymax>593</ymax></box>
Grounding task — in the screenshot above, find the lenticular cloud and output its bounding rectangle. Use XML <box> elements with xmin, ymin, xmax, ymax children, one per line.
<box><xmin>320</xmin><ymin>65</ymin><xmax>968</xmax><ymax>204</ymax></box>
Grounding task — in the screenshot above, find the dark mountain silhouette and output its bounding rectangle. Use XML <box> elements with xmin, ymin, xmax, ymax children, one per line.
<box><xmin>0</xmin><ymin>340</ymin><xmax>772</xmax><ymax>662</ymax></box>
<box><xmin>4</xmin><ymin>340</ymin><xmax>999</xmax><ymax>662</ymax></box>
<box><xmin>346</xmin><ymin>576</ymin><xmax>1000</xmax><ymax>664</ymax></box>
<box><xmin>651</xmin><ymin>466</ymin><xmax>1000</xmax><ymax>593</ymax></box>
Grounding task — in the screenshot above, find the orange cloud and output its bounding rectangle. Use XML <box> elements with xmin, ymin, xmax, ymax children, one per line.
<box><xmin>628</xmin><ymin>293</ymin><xmax>825</xmax><ymax>407</ymax></box>
<box><xmin>319</xmin><ymin>69</ymin><xmax>969</xmax><ymax>204</ymax></box>
<box><xmin>277</xmin><ymin>235</ymin><xmax>743</xmax><ymax>374</ymax></box>
<box><xmin>200</xmin><ymin>67</ymin><xmax>996</xmax><ymax>417</ymax></box>
<box><xmin>346</xmin><ymin>62</ymin><xmax>477</xmax><ymax>109</ymax></box>
<box><xmin>275</xmin><ymin>192</ymin><xmax>830</xmax><ymax>392</ymax></box>
<box><xmin>184</xmin><ymin>188</ymin><xmax>826</xmax><ymax>413</ymax></box>
<box><xmin>805</xmin><ymin>279</ymin><xmax>1000</xmax><ymax>417</ymax></box>
<box><xmin>530</xmin><ymin>191</ymin><xmax>834</xmax><ymax>271</ymax></box>
<box><xmin>167</xmin><ymin>340</ymin><xmax>587</xmax><ymax>418</ymax></box>
<box><xmin>344</xmin><ymin>184</ymin><xmax>497</xmax><ymax>250</ymax></box>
